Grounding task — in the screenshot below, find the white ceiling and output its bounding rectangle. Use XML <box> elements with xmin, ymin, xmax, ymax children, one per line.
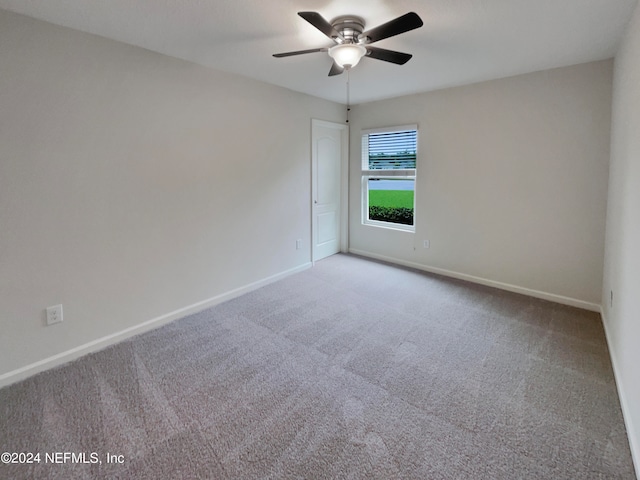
<box><xmin>0</xmin><ymin>0</ymin><xmax>636</xmax><ymax>104</ymax></box>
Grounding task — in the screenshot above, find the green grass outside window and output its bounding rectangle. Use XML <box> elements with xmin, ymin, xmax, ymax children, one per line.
<box><xmin>368</xmin><ymin>189</ymin><xmax>414</xmax><ymax>225</ymax></box>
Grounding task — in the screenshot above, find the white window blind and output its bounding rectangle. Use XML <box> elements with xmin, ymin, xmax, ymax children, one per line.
<box><xmin>366</xmin><ymin>129</ymin><xmax>417</xmax><ymax>170</ymax></box>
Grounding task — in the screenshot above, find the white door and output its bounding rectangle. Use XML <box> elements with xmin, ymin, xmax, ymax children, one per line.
<box><xmin>312</xmin><ymin>119</ymin><xmax>348</xmax><ymax>262</ymax></box>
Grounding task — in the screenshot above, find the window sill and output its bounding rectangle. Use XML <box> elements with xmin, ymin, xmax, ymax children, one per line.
<box><xmin>362</xmin><ymin>220</ymin><xmax>415</xmax><ymax>233</ymax></box>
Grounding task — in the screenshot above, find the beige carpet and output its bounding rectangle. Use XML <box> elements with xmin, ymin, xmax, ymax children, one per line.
<box><xmin>0</xmin><ymin>254</ymin><xmax>635</xmax><ymax>479</ymax></box>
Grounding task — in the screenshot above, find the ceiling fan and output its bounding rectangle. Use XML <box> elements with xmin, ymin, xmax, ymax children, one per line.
<box><xmin>273</xmin><ymin>11</ymin><xmax>424</xmax><ymax>76</ymax></box>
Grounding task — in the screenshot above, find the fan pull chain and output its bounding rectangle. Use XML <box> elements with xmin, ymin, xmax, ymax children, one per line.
<box><xmin>346</xmin><ymin>68</ymin><xmax>351</xmax><ymax>123</ymax></box>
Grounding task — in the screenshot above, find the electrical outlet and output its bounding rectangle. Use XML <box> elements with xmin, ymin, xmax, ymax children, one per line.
<box><xmin>296</xmin><ymin>239</ymin><xmax>302</xmax><ymax>250</ymax></box>
<box><xmin>46</xmin><ymin>304</ymin><xmax>63</xmax><ymax>325</ymax></box>
<box><xmin>423</xmin><ymin>240</ymin><xmax>430</xmax><ymax>249</ymax></box>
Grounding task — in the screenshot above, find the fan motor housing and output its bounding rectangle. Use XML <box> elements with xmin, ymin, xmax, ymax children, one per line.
<box><xmin>331</xmin><ymin>16</ymin><xmax>365</xmax><ymax>43</ymax></box>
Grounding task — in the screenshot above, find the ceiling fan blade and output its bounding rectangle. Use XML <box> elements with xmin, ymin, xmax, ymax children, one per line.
<box><xmin>328</xmin><ymin>61</ymin><xmax>344</xmax><ymax>76</ymax></box>
<box><xmin>365</xmin><ymin>46</ymin><xmax>412</xmax><ymax>65</ymax></box>
<box><xmin>273</xmin><ymin>48</ymin><xmax>328</xmax><ymax>58</ymax></box>
<box><xmin>359</xmin><ymin>12</ymin><xmax>423</xmax><ymax>44</ymax></box>
<box><xmin>298</xmin><ymin>12</ymin><xmax>345</xmax><ymax>42</ymax></box>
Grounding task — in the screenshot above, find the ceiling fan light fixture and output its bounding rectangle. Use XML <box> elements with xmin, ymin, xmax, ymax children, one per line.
<box><xmin>273</xmin><ymin>11</ymin><xmax>423</xmax><ymax>76</ymax></box>
<box><xmin>328</xmin><ymin>43</ymin><xmax>366</xmax><ymax>68</ymax></box>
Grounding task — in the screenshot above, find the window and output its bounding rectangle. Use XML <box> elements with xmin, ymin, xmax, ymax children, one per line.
<box><xmin>361</xmin><ymin>125</ymin><xmax>417</xmax><ymax>231</ymax></box>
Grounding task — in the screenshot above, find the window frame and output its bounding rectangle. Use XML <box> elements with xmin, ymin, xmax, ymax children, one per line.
<box><xmin>361</xmin><ymin>125</ymin><xmax>418</xmax><ymax>232</ymax></box>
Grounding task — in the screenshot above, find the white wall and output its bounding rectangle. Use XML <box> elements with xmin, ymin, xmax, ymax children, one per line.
<box><xmin>602</xmin><ymin>1</ymin><xmax>640</xmax><ymax>473</ymax></box>
<box><xmin>349</xmin><ymin>61</ymin><xmax>612</xmax><ymax>308</ymax></box>
<box><xmin>0</xmin><ymin>10</ymin><xmax>343</xmax><ymax>383</ymax></box>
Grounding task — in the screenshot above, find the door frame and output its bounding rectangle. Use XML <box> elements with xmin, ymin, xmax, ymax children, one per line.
<box><xmin>311</xmin><ymin>119</ymin><xmax>349</xmax><ymax>262</ymax></box>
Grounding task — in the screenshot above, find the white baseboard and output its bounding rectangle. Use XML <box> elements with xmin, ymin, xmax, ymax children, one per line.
<box><xmin>0</xmin><ymin>262</ymin><xmax>312</xmax><ymax>389</ymax></box>
<box><xmin>600</xmin><ymin>308</ymin><xmax>640</xmax><ymax>479</ymax></box>
<box><xmin>348</xmin><ymin>249</ymin><xmax>601</xmax><ymax>312</ymax></box>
